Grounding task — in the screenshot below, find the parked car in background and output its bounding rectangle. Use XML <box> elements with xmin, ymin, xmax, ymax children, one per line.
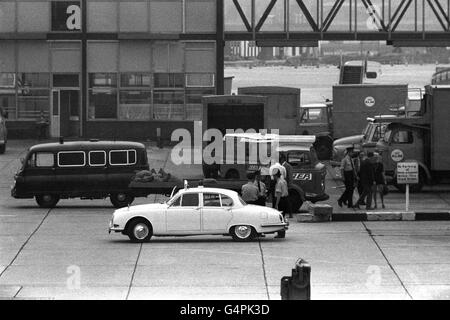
<box><xmin>0</xmin><ymin>107</ymin><xmax>7</xmax><ymax>154</ymax></box>
<box><xmin>109</xmin><ymin>186</ymin><xmax>289</xmax><ymax>243</ymax></box>
<box><xmin>11</xmin><ymin>140</ymin><xmax>149</xmax><ymax>208</ymax></box>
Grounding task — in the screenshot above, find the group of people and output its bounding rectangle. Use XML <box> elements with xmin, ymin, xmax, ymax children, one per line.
<box><xmin>241</xmin><ymin>154</ymin><xmax>294</xmax><ymax>239</ymax></box>
<box><xmin>338</xmin><ymin>147</ymin><xmax>387</xmax><ymax>210</ymax></box>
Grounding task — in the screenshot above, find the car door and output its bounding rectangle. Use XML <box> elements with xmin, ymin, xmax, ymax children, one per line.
<box><xmin>166</xmin><ymin>193</ymin><xmax>201</xmax><ymax>233</ymax></box>
<box><xmin>201</xmin><ymin>193</ymin><xmax>233</xmax><ymax>232</ymax></box>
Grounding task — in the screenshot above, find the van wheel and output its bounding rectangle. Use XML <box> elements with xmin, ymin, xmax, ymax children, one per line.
<box><xmin>110</xmin><ymin>193</ymin><xmax>134</xmax><ymax>208</ymax></box>
<box><xmin>231</xmin><ymin>225</ymin><xmax>256</xmax><ymax>242</ymax></box>
<box><xmin>35</xmin><ymin>194</ymin><xmax>60</xmax><ymax>208</ymax></box>
<box><xmin>127</xmin><ymin>219</ymin><xmax>152</xmax><ymax>243</ymax></box>
<box><xmin>0</xmin><ymin>144</ymin><xmax>5</xmax><ymax>154</ymax></box>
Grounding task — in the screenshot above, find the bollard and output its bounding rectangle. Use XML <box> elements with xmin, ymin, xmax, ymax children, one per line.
<box><xmin>280</xmin><ymin>259</ymin><xmax>311</xmax><ymax>300</ymax></box>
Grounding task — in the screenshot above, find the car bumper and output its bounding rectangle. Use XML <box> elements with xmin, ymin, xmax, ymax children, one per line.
<box><xmin>261</xmin><ymin>221</ymin><xmax>289</xmax><ymax>230</ymax></box>
<box><xmin>108</xmin><ymin>219</ymin><xmax>124</xmax><ymax>234</ymax></box>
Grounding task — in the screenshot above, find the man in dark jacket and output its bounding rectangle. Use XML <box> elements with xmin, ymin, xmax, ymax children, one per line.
<box><xmin>354</xmin><ymin>152</ymin><xmax>375</xmax><ymax>210</ymax></box>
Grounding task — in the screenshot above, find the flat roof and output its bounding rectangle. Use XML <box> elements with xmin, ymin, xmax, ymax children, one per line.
<box><xmin>29</xmin><ymin>140</ymin><xmax>146</xmax><ymax>152</ymax></box>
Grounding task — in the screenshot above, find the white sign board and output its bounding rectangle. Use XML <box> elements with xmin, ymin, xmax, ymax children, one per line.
<box><xmin>397</xmin><ymin>162</ymin><xmax>419</xmax><ymax>185</ymax></box>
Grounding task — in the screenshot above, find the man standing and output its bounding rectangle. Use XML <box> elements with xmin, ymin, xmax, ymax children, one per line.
<box><xmin>280</xmin><ymin>153</ymin><xmax>294</xmax><ymax>217</ymax></box>
<box><xmin>254</xmin><ymin>170</ymin><xmax>267</xmax><ymax>206</ymax></box>
<box><xmin>241</xmin><ymin>172</ymin><xmax>259</xmax><ymax>204</ymax></box>
<box><xmin>355</xmin><ymin>152</ymin><xmax>375</xmax><ymax>210</ymax></box>
<box><xmin>273</xmin><ymin>169</ymin><xmax>289</xmax><ymax>238</ymax></box>
<box><xmin>338</xmin><ymin>147</ymin><xmax>356</xmax><ymax>208</ymax></box>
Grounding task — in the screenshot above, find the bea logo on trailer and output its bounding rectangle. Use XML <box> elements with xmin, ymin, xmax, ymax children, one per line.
<box><xmin>364</xmin><ymin>96</ymin><xmax>376</xmax><ymax>107</ymax></box>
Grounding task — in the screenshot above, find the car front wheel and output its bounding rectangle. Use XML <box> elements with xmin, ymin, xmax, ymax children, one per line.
<box><xmin>127</xmin><ymin>219</ymin><xmax>152</xmax><ymax>243</ymax></box>
<box><xmin>231</xmin><ymin>225</ymin><xmax>256</xmax><ymax>242</ymax></box>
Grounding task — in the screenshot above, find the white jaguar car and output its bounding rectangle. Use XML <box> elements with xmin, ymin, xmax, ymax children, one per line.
<box><xmin>109</xmin><ymin>186</ymin><xmax>288</xmax><ymax>242</ymax></box>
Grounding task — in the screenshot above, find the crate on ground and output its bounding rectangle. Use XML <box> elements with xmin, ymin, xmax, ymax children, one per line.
<box><xmin>308</xmin><ymin>202</ymin><xmax>333</xmax><ymax>222</ymax></box>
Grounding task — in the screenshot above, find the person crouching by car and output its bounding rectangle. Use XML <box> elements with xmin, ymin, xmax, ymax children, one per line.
<box><xmin>273</xmin><ymin>168</ymin><xmax>289</xmax><ymax>239</ymax></box>
<box><xmin>241</xmin><ymin>172</ymin><xmax>259</xmax><ymax>205</ymax></box>
<box><xmin>254</xmin><ymin>170</ymin><xmax>267</xmax><ymax>206</ymax></box>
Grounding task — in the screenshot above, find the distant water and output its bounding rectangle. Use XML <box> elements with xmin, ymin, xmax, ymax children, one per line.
<box><xmin>225</xmin><ymin>64</ymin><xmax>438</xmax><ymax>105</ymax></box>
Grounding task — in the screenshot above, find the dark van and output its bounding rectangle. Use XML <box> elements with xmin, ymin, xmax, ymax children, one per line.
<box><xmin>11</xmin><ymin>140</ymin><xmax>149</xmax><ymax>208</ymax></box>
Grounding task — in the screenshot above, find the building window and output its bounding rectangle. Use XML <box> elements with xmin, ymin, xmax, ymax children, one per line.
<box><xmin>186</xmin><ymin>73</ymin><xmax>215</xmax><ymax>87</ymax></box>
<box><xmin>153</xmin><ymin>91</ymin><xmax>185</xmax><ymax>120</ymax></box>
<box><xmin>185</xmin><ymin>88</ymin><xmax>214</xmax><ymax>121</ymax></box>
<box><xmin>0</xmin><ymin>73</ymin><xmax>16</xmax><ymax>120</ymax></box>
<box><xmin>119</xmin><ymin>73</ymin><xmax>151</xmax><ymax>120</ymax></box>
<box><xmin>17</xmin><ymin>73</ymin><xmax>50</xmax><ymax>120</ymax></box>
<box><xmin>154</xmin><ymin>73</ymin><xmax>184</xmax><ymax>88</ymax></box>
<box><xmin>88</xmin><ymin>73</ymin><xmax>117</xmax><ymax>120</ymax></box>
<box><xmin>53</xmin><ymin>74</ymin><xmax>80</xmax><ymax>88</ymax></box>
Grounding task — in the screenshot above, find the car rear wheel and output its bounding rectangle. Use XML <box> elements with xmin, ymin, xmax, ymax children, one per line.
<box><xmin>110</xmin><ymin>193</ymin><xmax>134</xmax><ymax>208</ymax></box>
<box><xmin>127</xmin><ymin>219</ymin><xmax>152</xmax><ymax>243</ymax></box>
<box><xmin>231</xmin><ymin>225</ymin><xmax>256</xmax><ymax>242</ymax></box>
<box><xmin>225</xmin><ymin>169</ymin><xmax>240</xmax><ymax>180</ymax></box>
<box><xmin>35</xmin><ymin>194</ymin><xmax>60</xmax><ymax>208</ymax></box>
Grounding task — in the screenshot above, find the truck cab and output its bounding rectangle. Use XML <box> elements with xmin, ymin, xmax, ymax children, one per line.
<box><xmin>376</xmin><ymin>122</ymin><xmax>428</xmax><ymax>192</ymax></box>
<box><xmin>297</xmin><ymin>101</ymin><xmax>333</xmax><ymax>160</ymax></box>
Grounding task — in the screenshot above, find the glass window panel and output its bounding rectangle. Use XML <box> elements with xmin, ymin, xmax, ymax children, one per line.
<box><xmin>186</xmin><ymin>73</ymin><xmax>215</xmax><ymax>87</ymax></box>
<box><xmin>154</xmin><ymin>73</ymin><xmax>184</xmax><ymax>88</ymax></box>
<box><xmin>58</xmin><ymin>151</ymin><xmax>85</xmax><ymax>167</ymax></box>
<box><xmin>89</xmin><ymin>73</ymin><xmax>117</xmax><ymax>87</ymax></box>
<box><xmin>120</xmin><ymin>73</ymin><xmax>151</xmax><ymax>87</ymax></box>
<box><xmin>53</xmin><ymin>74</ymin><xmax>79</xmax><ymax>88</ymax></box>
<box><xmin>88</xmin><ymin>89</ymin><xmax>117</xmax><ymax>119</ymax></box>
<box><xmin>89</xmin><ymin>151</ymin><xmax>106</xmax><ymax>166</ymax></box>
<box><xmin>203</xmin><ymin>193</ymin><xmax>221</xmax><ymax>207</ymax></box>
<box><xmin>31</xmin><ymin>152</ymin><xmax>54</xmax><ymax>168</ymax></box>
<box><xmin>0</xmin><ymin>94</ymin><xmax>16</xmax><ymax>120</ymax></box>
<box><xmin>18</xmin><ymin>73</ymin><xmax>50</xmax><ymax>88</ymax></box>
<box><xmin>181</xmin><ymin>193</ymin><xmax>199</xmax><ymax>207</ymax></box>
<box><xmin>118</xmin><ymin>90</ymin><xmax>151</xmax><ymax>120</ymax></box>
<box><xmin>17</xmin><ymin>89</ymin><xmax>49</xmax><ymax>119</ymax></box>
<box><xmin>110</xmin><ymin>150</ymin><xmax>128</xmax><ymax>165</ymax></box>
<box><xmin>153</xmin><ymin>91</ymin><xmax>184</xmax><ymax>104</ymax></box>
<box><xmin>128</xmin><ymin>150</ymin><xmax>136</xmax><ymax>164</ymax></box>
<box><xmin>0</xmin><ymin>73</ymin><xmax>15</xmax><ymax>87</ymax></box>
<box><xmin>221</xmin><ymin>194</ymin><xmax>234</xmax><ymax>207</ymax></box>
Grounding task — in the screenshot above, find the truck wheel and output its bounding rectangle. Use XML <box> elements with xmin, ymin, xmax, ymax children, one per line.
<box><xmin>35</xmin><ymin>194</ymin><xmax>60</xmax><ymax>208</ymax></box>
<box><xmin>225</xmin><ymin>170</ymin><xmax>240</xmax><ymax>180</ymax></box>
<box><xmin>288</xmin><ymin>190</ymin><xmax>303</xmax><ymax>213</ymax></box>
<box><xmin>127</xmin><ymin>218</ymin><xmax>152</xmax><ymax>243</ymax></box>
<box><xmin>230</xmin><ymin>225</ymin><xmax>256</xmax><ymax>242</ymax></box>
<box><xmin>110</xmin><ymin>193</ymin><xmax>135</xmax><ymax>208</ymax></box>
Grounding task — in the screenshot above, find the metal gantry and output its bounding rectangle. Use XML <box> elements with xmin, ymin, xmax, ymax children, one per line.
<box><xmin>224</xmin><ymin>0</ymin><xmax>450</xmax><ymax>44</ymax></box>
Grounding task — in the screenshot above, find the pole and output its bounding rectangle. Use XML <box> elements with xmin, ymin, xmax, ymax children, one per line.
<box><xmin>406</xmin><ymin>184</ymin><xmax>410</xmax><ymax>212</ymax></box>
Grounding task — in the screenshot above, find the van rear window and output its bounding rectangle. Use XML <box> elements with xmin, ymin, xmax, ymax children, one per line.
<box><xmin>109</xmin><ymin>150</ymin><xmax>137</xmax><ymax>166</ymax></box>
<box><xmin>58</xmin><ymin>151</ymin><xmax>86</xmax><ymax>167</ymax></box>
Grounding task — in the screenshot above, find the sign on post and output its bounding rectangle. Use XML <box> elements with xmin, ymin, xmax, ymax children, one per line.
<box><xmin>397</xmin><ymin>161</ymin><xmax>419</xmax><ymax>212</ymax></box>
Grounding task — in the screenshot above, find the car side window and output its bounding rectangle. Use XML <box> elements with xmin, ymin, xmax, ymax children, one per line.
<box><xmin>220</xmin><ymin>195</ymin><xmax>234</xmax><ymax>207</ymax></box>
<box><xmin>181</xmin><ymin>193</ymin><xmax>199</xmax><ymax>207</ymax></box>
<box><xmin>29</xmin><ymin>152</ymin><xmax>54</xmax><ymax>168</ymax></box>
<box><xmin>203</xmin><ymin>193</ymin><xmax>221</xmax><ymax>207</ymax></box>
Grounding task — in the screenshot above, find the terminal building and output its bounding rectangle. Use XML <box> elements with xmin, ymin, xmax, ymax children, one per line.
<box><xmin>0</xmin><ymin>0</ymin><xmax>221</xmax><ymax>140</ymax></box>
